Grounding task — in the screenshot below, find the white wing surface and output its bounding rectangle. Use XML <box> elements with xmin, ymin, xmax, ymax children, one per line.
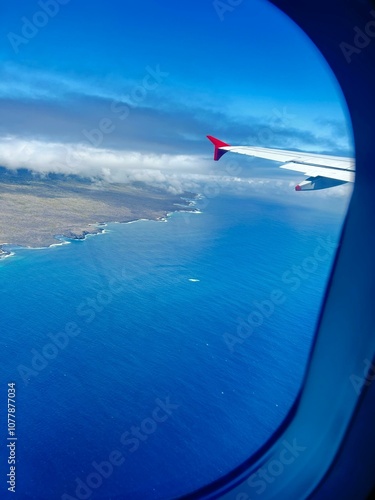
<box><xmin>207</xmin><ymin>136</ymin><xmax>355</xmax><ymax>191</ymax></box>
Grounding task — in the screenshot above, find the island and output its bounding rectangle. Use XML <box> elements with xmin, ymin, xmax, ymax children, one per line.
<box><xmin>0</xmin><ymin>167</ymin><xmax>196</xmax><ymax>256</ymax></box>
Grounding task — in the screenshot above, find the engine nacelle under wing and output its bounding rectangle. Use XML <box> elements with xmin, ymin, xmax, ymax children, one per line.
<box><xmin>295</xmin><ymin>176</ymin><xmax>348</xmax><ymax>191</ymax></box>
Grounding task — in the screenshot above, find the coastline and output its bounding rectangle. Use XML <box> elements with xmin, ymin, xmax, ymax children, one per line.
<box><xmin>0</xmin><ymin>198</ymin><xmax>199</xmax><ymax>261</ymax></box>
<box><xmin>0</xmin><ymin>247</ymin><xmax>13</xmax><ymax>259</ymax></box>
<box><xmin>0</xmin><ymin>172</ymin><xmax>199</xmax><ymax>260</ymax></box>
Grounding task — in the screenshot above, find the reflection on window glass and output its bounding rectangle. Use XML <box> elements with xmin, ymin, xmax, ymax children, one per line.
<box><xmin>0</xmin><ymin>0</ymin><xmax>353</xmax><ymax>498</ymax></box>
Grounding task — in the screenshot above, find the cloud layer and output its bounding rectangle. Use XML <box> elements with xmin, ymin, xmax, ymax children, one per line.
<box><xmin>0</xmin><ymin>66</ymin><xmax>354</xmax><ymax>208</ymax></box>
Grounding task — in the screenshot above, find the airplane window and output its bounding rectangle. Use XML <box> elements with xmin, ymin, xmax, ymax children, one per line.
<box><xmin>0</xmin><ymin>0</ymin><xmax>354</xmax><ymax>499</ymax></box>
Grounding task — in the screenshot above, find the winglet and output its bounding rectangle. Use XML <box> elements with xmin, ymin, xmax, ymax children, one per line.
<box><xmin>207</xmin><ymin>135</ymin><xmax>230</xmax><ymax>161</ymax></box>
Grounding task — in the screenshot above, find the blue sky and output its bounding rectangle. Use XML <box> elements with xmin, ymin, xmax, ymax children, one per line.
<box><xmin>0</xmin><ymin>0</ymin><xmax>353</xmax><ymax>202</ymax></box>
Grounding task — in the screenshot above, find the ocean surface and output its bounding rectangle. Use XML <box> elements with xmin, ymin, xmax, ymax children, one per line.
<box><xmin>0</xmin><ymin>194</ymin><xmax>347</xmax><ymax>499</ymax></box>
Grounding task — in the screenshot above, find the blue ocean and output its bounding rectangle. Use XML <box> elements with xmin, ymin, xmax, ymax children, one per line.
<box><xmin>0</xmin><ymin>194</ymin><xmax>346</xmax><ymax>499</ymax></box>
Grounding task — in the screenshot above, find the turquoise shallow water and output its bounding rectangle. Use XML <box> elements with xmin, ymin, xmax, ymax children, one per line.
<box><xmin>0</xmin><ymin>194</ymin><xmax>345</xmax><ymax>499</ymax></box>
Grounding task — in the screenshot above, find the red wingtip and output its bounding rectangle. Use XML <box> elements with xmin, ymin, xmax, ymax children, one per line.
<box><xmin>207</xmin><ymin>135</ymin><xmax>230</xmax><ymax>161</ymax></box>
<box><xmin>295</xmin><ymin>185</ymin><xmax>302</xmax><ymax>191</ymax></box>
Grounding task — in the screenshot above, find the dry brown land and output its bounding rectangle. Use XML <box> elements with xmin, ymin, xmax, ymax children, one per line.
<box><xmin>0</xmin><ymin>177</ymin><xmax>193</xmax><ymax>253</ymax></box>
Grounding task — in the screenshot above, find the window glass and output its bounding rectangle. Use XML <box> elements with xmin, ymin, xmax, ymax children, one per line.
<box><xmin>0</xmin><ymin>1</ymin><xmax>353</xmax><ymax>498</ymax></box>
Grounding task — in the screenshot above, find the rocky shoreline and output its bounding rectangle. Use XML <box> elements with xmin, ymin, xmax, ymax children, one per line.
<box><xmin>0</xmin><ymin>247</ymin><xmax>11</xmax><ymax>258</ymax></box>
<box><xmin>0</xmin><ymin>174</ymin><xmax>196</xmax><ymax>259</ymax></box>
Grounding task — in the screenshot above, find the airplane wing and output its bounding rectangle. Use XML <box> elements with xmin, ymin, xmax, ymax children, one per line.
<box><xmin>207</xmin><ymin>135</ymin><xmax>355</xmax><ymax>191</ymax></box>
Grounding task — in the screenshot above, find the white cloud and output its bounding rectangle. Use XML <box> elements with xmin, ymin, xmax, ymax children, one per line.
<box><xmin>0</xmin><ymin>135</ymin><xmax>353</xmax><ymax>213</ymax></box>
<box><xmin>0</xmin><ymin>63</ymin><xmax>139</xmax><ymax>103</ymax></box>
